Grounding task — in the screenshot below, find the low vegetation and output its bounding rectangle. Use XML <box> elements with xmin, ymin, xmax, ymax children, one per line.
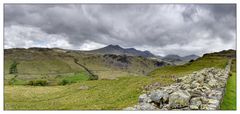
<box><xmin>58</xmin><ymin>72</ymin><xmax>90</xmax><ymax>85</ymax></box>
<box><xmin>4</xmin><ymin>48</ymin><xmax>164</xmax><ymax>81</ymax></box>
<box><xmin>28</xmin><ymin>79</ymin><xmax>48</xmax><ymax>86</ymax></box>
<box><xmin>4</xmin><ymin>76</ymin><xmax>174</xmax><ymax>110</ymax></box>
<box><xmin>4</xmin><ymin>51</ymin><xmax>232</xmax><ymax>110</ymax></box>
<box><xmin>220</xmin><ymin>59</ymin><xmax>236</xmax><ymax>110</ymax></box>
<box><xmin>149</xmin><ymin>55</ymin><xmax>228</xmax><ymax>77</ymax></box>
<box><xmin>9</xmin><ymin>60</ymin><xmax>18</xmax><ymax>74</ymax></box>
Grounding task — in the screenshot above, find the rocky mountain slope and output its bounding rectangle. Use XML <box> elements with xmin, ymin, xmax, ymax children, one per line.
<box><xmin>162</xmin><ymin>54</ymin><xmax>199</xmax><ymax>64</ymax></box>
<box><xmin>86</xmin><ymin>44</ymin><xmax>155</xmax><ymax>57</ymax></box>
<box><xmin>4</xmin><ymin>47</ymin><xmax>169</xmax><ymax>85</ymax></box>
<box><xmin>87</xmin><ymin>44</ymin><xmax>200</xmax><ymax>65</ymax></box>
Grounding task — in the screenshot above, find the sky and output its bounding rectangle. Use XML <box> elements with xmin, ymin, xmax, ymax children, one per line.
<box><xmin>4</xmin><ymin>4</ymin><xmax>236</xmax><ymax>56</ymax></box>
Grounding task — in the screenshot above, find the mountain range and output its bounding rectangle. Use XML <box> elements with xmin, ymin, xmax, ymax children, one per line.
<box><xmin>85</xmin><ymin>44</ymin><xmax>199</xmax><ymax>63</ymax></box>
<box><xmin>86</xmin><ymin>44</ymin><xmax>155</xmax><ymax>57</ymax></box>
<box><xmin>4</xmin><ymin>45</ymin><xmax>235</xmax><ymax>86</ymax></box>
<box><xmin>163</xmin><ymin>54</ymin><xmax>199</xmax><ymax>62</ymax></box>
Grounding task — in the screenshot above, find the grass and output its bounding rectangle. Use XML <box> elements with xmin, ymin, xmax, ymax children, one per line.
<box><xmin>4</xmin><ymin>49</ymin><xmax>161</xmax><ymax>80</ymax></box>
<box><xmin>57</xmin><ymin>71</ymin><xmax>90</xmax><ymax>85</ymax></box>
<box><xmin>149</xmin><ymin>56</ymin><xmax>228</xmax><ymax>77</ymax></box>
<box><xmin>220</xmin><ymin>59</ymin><xmax>236</xmax><ymax>110</ymax></box>
<box><xmin>4</xmin><ymin>76</ymin><xmax>173</xmax><ymax>110</ymax></box>
<box><xmin>4</xmin><ymin>55</ymin><xmax>230</xmax><ymax>110</ymax></box>
<box><xmin>5</xmin><ymin>71</ymin><xmax>90</xmax><ymax>86</ymax></box>
<box><xmin>9</xmin><ymin>79</ymin><xmax>28</xmax><ymax>85</ymax></box>
<box><xmin>60</xmin><ymin>72</ymin><xmax>90</xmax><ymax>82</ymax></box>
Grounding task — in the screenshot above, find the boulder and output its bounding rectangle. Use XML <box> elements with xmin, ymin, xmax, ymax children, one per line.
<box><xmin>200</xmin><ymin>97</ymin><xmax>209</xmax><ymax>104</ymax></box>
<box><xmin>208</xmin><ymin>99</ymin><xmax>219</xmax><ymax>106</ymax></box>
<box><xmin>181</xmin><ymin>84</ymin><xmax>190</xmax><ymax>90</ymax></box>
<box><xmin>208</xmin><ymin>90</ymin><xmax>223</xmax><ymax>99</ymax></box>
<box><xmin>183</xmin><ymin>76</ymin><xmax>192</xmax><ymax>84</ymax></box>
<box><xmin>135</xmin><ymin>103</ymin><xmax>158</xmax><ymax>110</ymax></box>
<box><xmin>164</xmin><ymin>85</ymin><xmax>180</xmax><ymax>94</ymax></box>
<box><xmin>191</xmin><ymin>81</ymin><xmax>201</xmax><ymax>89</ymax></box>
<box><xmin>150</xmin><ymin>90</ymin><xmax>169</xmax><ymax>104</ymax></box>
<box><xmin>208</xmin><ymin>79</ymin><xmax>218</xmax><ymax>88</ymax></box>
<box><xmin>200</xmin><ymin>85</ymin><xmax>211</xmax><ymax>93</ymax></box>
<box><xmin>207</xmin><ymin>104</ymin><xmax>218</xmax><ymax>110</ymax></box>
<box><xmin>176</xmin><ymin>76</ymin><xmax>185</xmax><ymax>83</ymax></box>
<box><xmin>162</xmin><ymin>104</ymin><xmax>170</xmax><ymax>110</ymax></box>
<box><xmin>195</xmin><ymin>74</ymin><xmax>205</xmax><ymax>84</ymax></box>
<box><xmin>163</xmin><ymin>87</ymin><xmax>175</xmax><ymax>94</ymax></box>
<box><xmin>79</xmin><ymin>85</ymin><xmax>89</xmax><ymax>90</ymax></box>
<box><xmin>189</xmin><ymin>88</ymin><xmax>204</xmax><ymax>97</ymax></box>
<box><xmin>201</xmin><ymin>104</ymin><xmax>215</xmax><ymax>110</ymax></box>
<box><xmin>189</xmin><ymin>97</ymin><xmax>202</xmax><ymax>110</ymax></box>
<box><xmin>205</xmin><ymin>73</ymin><xmax>214</xmax><ymax>82</ymax></box>
<box><xmin>169</xmin><ymin>90</ymin><xmax>191</xmax><ymax>109</ymax></box>
<box><xmin>139</xmin><ymin>94</ymin><xmax>151</xmax><ymax>103</ymax></box>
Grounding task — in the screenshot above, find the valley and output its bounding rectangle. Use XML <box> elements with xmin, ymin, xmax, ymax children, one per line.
<box><xmin>4</xmin><ymin>45</ymin><xmax>170</xmax><ymax>85</ymax></box>
<box><xmin>4</xmin><ymin>46</ymin><xmax>236</xmax><ymax>110</ymax></box>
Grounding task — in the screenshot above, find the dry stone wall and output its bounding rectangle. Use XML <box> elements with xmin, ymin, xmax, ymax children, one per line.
<box><xmin>124</xmin><ymin>60</ymin><xmax>232</xmax><ymax>110</ymax></box>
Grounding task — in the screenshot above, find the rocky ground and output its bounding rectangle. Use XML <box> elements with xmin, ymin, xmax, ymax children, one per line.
<box><xmin>124</xmin><ymin>60</ymin><xmax>231</xmax><ymax>110</ymax></box>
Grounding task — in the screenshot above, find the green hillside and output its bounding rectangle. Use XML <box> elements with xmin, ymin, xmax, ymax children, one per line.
<box><xmin>4</xmin><ymin>48</ymin><xmax>83</xmax><ymax>74</ymax></box>
<box><xmin>4</xmin><ymin>48</ymin><xmax>167</xmax><ymax>85</ymax></box>
<box><xmin>4</xmin><ymin>49</ymin><xmax>235</xmax><ymax>110</ymax></box>
<box><xmin>148</xmin><ymin>56</ymin><xmax>228</xmax><ymax>77</ymax></box>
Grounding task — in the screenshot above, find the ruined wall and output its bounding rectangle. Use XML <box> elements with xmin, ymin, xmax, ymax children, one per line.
<box><xmin>124</xmin><ymin>60</ymin><xmax>231</xmax><ymax>110</ymax></box>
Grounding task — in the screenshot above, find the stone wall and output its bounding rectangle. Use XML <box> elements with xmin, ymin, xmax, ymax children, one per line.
<box><xmin>124</xmin><ymin>60</ymin><xmax>232</xmax><ymax>110</ymax></box>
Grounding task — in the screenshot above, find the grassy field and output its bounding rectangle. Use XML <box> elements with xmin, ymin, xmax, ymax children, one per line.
<box><xmin>4</xmin><ymin>54</ymin><xmax>231</xmax><ymax>110</ymax></box>
<box><xmin>220</xmin><ymin>59</ymin><xmax>236</xmax><ymax>110</ymax></box>
<box><xmin>5</xmin><ymin>71</ymin><xmax>90</xmax><ymax>86</ymax></box>
<box><xmin>148</xmin><ymin>56</ymin><xmax>228</xmax><ymax>77</ymax></box>
<box><xmin>4</xmin><ymin>76</ymin><xmax>173</xmax><ymax>110</ymax></box>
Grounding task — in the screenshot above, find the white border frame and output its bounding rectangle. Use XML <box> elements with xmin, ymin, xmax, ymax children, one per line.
<box><xmin>0</xmin><ymin>0</ymin><xmax>238</xmax><ymax>114</ymax></box>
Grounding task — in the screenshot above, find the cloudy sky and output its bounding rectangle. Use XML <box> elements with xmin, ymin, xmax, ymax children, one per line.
<box><xmin>4</xmin><ymin>4</ymin><xmax>236</xmax><ymax>56</ymax></box>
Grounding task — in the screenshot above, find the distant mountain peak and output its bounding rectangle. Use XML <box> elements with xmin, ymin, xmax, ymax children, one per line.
<box><xmin>88</xmin><ymin>45</ymin><xmax>155</xmax><ymax>57</ymax></box>
<box><xmin>107</xmin><ymin>44</ymin><xmax>122</xmax><ymax>49</ymax></box>
<box><xmin>126</xmin><ymin>48</ymin><xmax>136</xmax><ymax>50</ymax></box>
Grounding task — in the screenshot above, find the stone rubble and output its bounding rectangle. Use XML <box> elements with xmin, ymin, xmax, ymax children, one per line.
<box><xmin>124</xmin><ymin>60</ymin><xmax>231</xmax><ymax>110</ymax></box>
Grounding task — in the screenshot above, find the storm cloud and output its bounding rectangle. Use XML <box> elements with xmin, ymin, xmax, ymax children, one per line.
<box><xmin>4</xmin><ymin>4</ymin><xmax>236</xmax><ymax>56</ymax></box>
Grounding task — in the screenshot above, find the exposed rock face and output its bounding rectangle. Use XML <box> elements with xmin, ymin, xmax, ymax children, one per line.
<box><xmin>124</xmin><ymin>60</ymin><xmax>231</xmax><ymax>110</ymax></box>
<box><xmin>189</xmin><ymin>97</ymin><xmax>202</xmax><ymax>110</ymax></box>
<box><xmin>150</xmin><ymin>90</ymin><xmax>169</xmax><ymax>103</ymax></box>
<box><xmin>139</xmin><ymin>94</ymin><xmax>151</xmax><ymax>103</ymax></box>
<box><xmin>169</xmin><ymin>90</ymin><xmax>191</xmax><ymax>109</ymax></box>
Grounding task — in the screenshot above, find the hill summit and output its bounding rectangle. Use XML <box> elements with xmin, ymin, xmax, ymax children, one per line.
<box><xmin>87</xmin><ymin>44</ymin><xmax>155</xmax><ymax>57</ymax></box>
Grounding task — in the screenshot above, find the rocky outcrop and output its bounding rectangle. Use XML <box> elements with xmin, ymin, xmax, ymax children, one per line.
<box><xmin>124</xmin><ymin>60</ymin><xmax>231</xmax><ymax>110</ymax></box>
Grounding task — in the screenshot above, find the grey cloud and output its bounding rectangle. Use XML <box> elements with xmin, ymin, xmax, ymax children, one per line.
<box><xmin>202</xmin><ymin>4</ymin><xmax>236</xmax><ymax>19</ymax></box>
<box><xmin>4</xmin><ymin>4</ymin><xmax>236</xmax><ymax>56</ymax></box>
<box><xmin>182</xmin><ymin>5</ymin><xmax>198</xmax><ymax>22</ymax></box>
